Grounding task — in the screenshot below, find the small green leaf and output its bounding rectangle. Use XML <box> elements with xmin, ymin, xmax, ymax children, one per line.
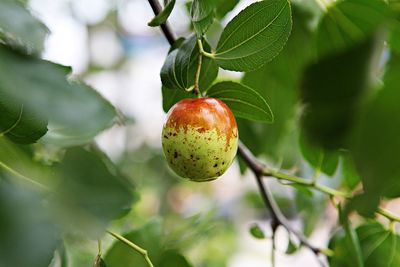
<box><xmin>0</xmin><ymin>45</ymin><xmax>118</xmax><ymax>147</ymax></box>
<box><xmin>316</xmin><ymin>0</ymin><xmax>392</xmax><ymax>57</ymax></box>
<box><xmin>340</xmin><ymin>151</ymin><xmax>361</xmax><ymax>190</ymax></box>
<box><xmin>0</xmin><ymin>0</ymin><xmax>49</xmax><ymax>53</ymax></box>
<box><xmin>206</xmin><ymin>81</ymin><xmax>273</xmax><ymax>123</ymax></box>
<box><xmin>285</xmin><ymin>236</ymin><xmax>299</xmax><ymax>254</ymax></box>
<box><xmin>190</xmin><ymin>0</ymin><xmax>215</xmax><ymax>36</ymax></box>
<box><xmin>215</xmin><ymin>0</ymin><xmax>240</xmax><ymax>18</ymax></box>
<box><xmin>249</xmin><ymin>223</ymin><xmax>265</xmax><ymax>239</ymax></box>
<box><xmin>214</xmin><ymin>0</ymin><xmax>292</xmax><ymax>71</ymax></box>
<box><xmin>160</xmin><ymin>35</ymin><xmax>218</xmax><ymax>92</ymax></box>
<box><xmin>148</xmin><ymin>0</ymin><xmax>176</xmax><ymax>27</ymax></box>
<box><xmin>0</xmin><ymin>94</ymin><xmax>47</xmax><ymax>144</ymax></box>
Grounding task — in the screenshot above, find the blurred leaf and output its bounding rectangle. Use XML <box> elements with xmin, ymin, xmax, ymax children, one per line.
<box><xmin>329</xmin><ymin>204</ymin><xmax>364</xmax><ymax>267</ymax></box>
<box><xmin>241</xmin><ymin>2</ymin><xmax>315</xmax><ymax>162</ymax></box>
<box><xmin>330</xmin><ymin>222</ymin><xmax>400</xmax><ymax>267</ymax></box>
<box><xmin>190</xmin><ymin>0</ymin><xmax>215</xmax><ymax>36</ymax></box>
<box><xmin>106</xmin><ymin>220</ymin><xmax>192</xmax><ymax>267</ymax></box>
<box><xmin>0</xmin><ymin>45</ymin><xmax>117</xmax><ymax>147</ymax></box>
<box><xmin>388</xmin><ymin>16</ymin><xmax>400</xmax><ymax>53</ymax></box>
<box><xmin>160</xmin><ymin>35</ymin><xmax>218</xmax><ymax>91</ymax></box>
<box><xmin>161</xmin><ymin>85</ymin><xmax>193</xmax><ymax>113</ymax></box>
<box><xmin>295</xmin><ymin>189</ymin><xmax>325</xmax><ymax>236</ymax></box>
<box><xmin>316</xmin><ymin>0</ymin><xmax>392</xmax><ymax>57</ymax></box>
<box><xmin>215</xmin><ymin>0</ymin><xmax>240</xmax><ymax>18</ymax></box>
<box><xmin>206</xmin><ymin>81</ymin><xmax>273</xmax><ymax>123</ymax></box>
<box><xmin>285</xmin><ymin>236</ymin><xmax>299</xmax><ymax>254</ymax></box>
<box><xmin>0</xmin><ymin>181</ymin><xmax>59</xmax><ymax>267</ymax></box>
<box><xmin>49</xmin><ymin>242</ymin><xmax>69</xmax><ymax>267</ymax></box>
<box><xmin>299</xmin><ymin>133</ymin><xmax>339</xmax><ymax>176</ymax></box>
<box><xmin>249</xmin><ymin>223</ymin><xmax>265</xmax><ymax>239</ymax></box>
<box><xmin>351</xmin><ymin>55</ymin><xmax>400</xmax><ymax>200</ymax></box>
<box><xmin>300</xmin><ymin>37</ymin><xmax>376</xmax><ymax>149</ymax></box>
<box><xmin>0</xmin><ymin>93</ymin><xmax>47</xmax><ymax>144</ymax></box>
<box><xmin>340</xmin><ymin>151</ymin><xmax>361</xmax><ymax>190</ymax></box>
<box><xmin>214</xmin><ymin>0</ymin><xmax>292</xmax><ymax>71</ymax></box>
<box><xmin>148</xmin><ymin>0</ymin><xmax>176</xmax><ymax>27</ymax></box>
<box><xmin>357</xmin><ymin>222</ymin><xmax>400</xmax><ymax>266</ymax></box>
<box><xmin>0</xmin><ymin>0</ymin><xmax>48</xmax><ymax>53</ymax></box>
<box><xmin>51</xmin><ymin>147</ymin><xmax>135</xmax><ymax>237</ymax></box>
<box><xmin>0</xmin><ymin>138</ymin><xmax>54</xmax><ymax>188</ymax></box>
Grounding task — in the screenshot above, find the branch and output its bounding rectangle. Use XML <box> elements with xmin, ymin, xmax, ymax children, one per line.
<box><xmin>148</xmin><ymin>0</ymin><xmax>176</xmax><ymax>45</ymax></box>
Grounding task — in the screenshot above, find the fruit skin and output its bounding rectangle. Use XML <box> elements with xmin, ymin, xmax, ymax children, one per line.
<box><xmin>162</xmin><ymin>98</ymin><xmax>238</xmax><ymax>182</ymax></box>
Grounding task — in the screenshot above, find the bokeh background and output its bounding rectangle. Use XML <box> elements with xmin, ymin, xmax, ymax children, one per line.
<box><xmin>23</xmin><ymin>0</ymin><xmax>365</xmax><ymax>266</ymax></box>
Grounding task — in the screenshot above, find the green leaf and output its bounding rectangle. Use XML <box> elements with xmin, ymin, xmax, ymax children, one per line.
<box><xmin>0</xmin><ymin>181</ymin><xmax>59</xmax><ymax>267</ymax></box>
<box><xmin>240</xmin><ymin>2</ymin><xmax>315</xmax><ymax>163</ymax></box>
<box><xmin>330</xmin><ymin>222</ymin><xmax>400</xmax><ymax>267</ymax></box>
<box><xmin>249</xmin><ymin>223</ymin><xmax>265</xmax><ymax>239</ymax></box>
<box><xmin>0</xmin><ymin>93</ymin><xmax>47</xmax><ymax>144</ymax></box>
<box><xmin>351</xmin><ymin>54</ymin><xmax>400</xmax><ymax>199</ymax></box>
<box><xmin>215</xmin><ymin>0</ymin><xmax>240</xmax><ymax>19</ymax></box>
<box><xmin>299</xmin><ymin>133</ymin><xmax>339</xmax><ymax>176</ymax></box>
<box><xmin>105</xmin><ymin>221</ymin><xmax>193</xmax><ymax>267</ymax></box>
<box><xmin>0</xmin><ymin>45</ymin><xmax>118</xmax><ymax>147</ymax></box>
<box><xmin>161</xmin><ymin>86</ymin><xmax>193</xmax><ymax>113</ymax></box>
<box><xmin>340</xmin><ymin>151</ymin><xmax>361</xmax><ymax>190</ymax></box>
<box><xmin>316</xmin><ymin>0</ymin><xmax>392</xmax><ymax>57</ymax></box>
<box><xmin>206</xmin><ymin>81</ymin><xmax>273</xmax><ymax>123</ymax></box>
<box><xmin>190</xmin><ymin>0</ymin><xmax>215</xmax><ymax>36</ymax></box>
<box><xmin>329</xmin><ymin>204</ymin><xmax>364</xmax><ymax>267</ymax></box>
<box><xmin>357</xmin><ymin>222</ymin><xmax>400</xmax><ymax>267</ymax></box>
<box><xmin>50</xmin><ymin>147</ymin><xmax>135</xmax><ymax>237</ymax></box>
<box><xmin>148</xmin><ymin>0</ymin><xmax>176</xmax><ymax>27</ymax></box>
<box><xmin>160</xmin><ymin>35</ymin><xmax>218</xmax><ymax>91</ymax></box>
<box><xmin>300</xmin><ymin>37</ymin><xmax>376</xmax><ymax>149</ymax></box>
<box><xmin>0</xmin><ymin>0</ymin><xmax>49</xmax><ymax>53</ymax></box>
<box><xmin>214</xmin><ymin>0</ymin><xmax>292</xmax><ymax>71</ymax></box>
<box><xmin>285</xmin><ymin>236</ymin><xmax>299</xmax><ymax>254</ymax></box>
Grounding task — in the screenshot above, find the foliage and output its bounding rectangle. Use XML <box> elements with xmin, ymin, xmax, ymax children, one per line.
<box><xmin>1</xmin><ymin>0</ymin><xmax>400</xmax><ymax>266</ymax></box>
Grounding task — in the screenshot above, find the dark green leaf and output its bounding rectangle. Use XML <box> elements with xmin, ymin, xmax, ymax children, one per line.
<box><xmin>285</xmin><ymin>236</ymin><xmax>299</xmax><ymax>254</ymax></box>
<box><xmin>249</xmin><ymin>223</ymin><xmax>265</xmax><ymax>239</ymax></box>
<box><xmin>148</xmin><ymin>0</ymin><xmax>176</xmax><ymax>27</ymax></box>
<box><xmin>0</xmin><ymin>181</ymin><xmax>58</xmax><ymax>267</ymax></box>
<box><xmin>0</xmin><ymin>45</ymin><xmax>117</xmax><ymax>147</ymax></box>
<box><xmin>51</xmin><ymin>147</ymin><xmax>135</xmax><ymax>237</ymax></box>
<box><xmin>215</xmin><ymin>0</ymin><xmax>240</xmax><ymax>19</ymax></box>
<box><xmin>351</xmin><ymin>54</ymin><xmax>400</xmax><ymax>199</ymax></box>
<box><xmin>300</xmin><ymin>37</ymin><xmax>376</xmax><ymax>149</ymax></box>
<box><xmin>162</xmin><ymin>85</ymin><xmax>193</xmax><ymax>113</ymax></box>
<box><xmin>160</xmin><ymin>35</ymin><xmax>218</xmax><ymax>91</ymax></box>
<box><xmin>214</xmin><ymin>0</ymin><xmax>292</xmax><ymax>71</ymax></box>
<box><xmin>158</xmin><ymin>250</ymin><xmax>192</xmax><ymax>267</ymax></box>
<box><xmin>316</xmin><ymin>0</ymin><xmax>392</xmax><ymax>57</ymax></box>
<box><xmin>299</xmin><ymin>133</ymin><xmax>339</xmax><ymax>176</ymax></box>
<box><xmin>190</xmin><ymin>0</ymin><xmax>215</xmax><ymax>36</ymax></box>
<box><xmin>0</xmin><ymin>93</ymin><xmax>47</xmax><ymax>144</ymax></box>
<box><xmin>207</xmin><ymin>81</ymin><xmax>273</xmax><ymax>123</ymax></box>
<box><xmin>0</xmin><ymin>0</ymin><xmax>49</xmax><ymax>53</ymax></box>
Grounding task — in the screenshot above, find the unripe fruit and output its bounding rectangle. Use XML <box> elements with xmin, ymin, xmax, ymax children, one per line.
<box><xmin>162</xmin><ymin>98</ymin><xmax>238</xmax><ymax>182</ymax></box>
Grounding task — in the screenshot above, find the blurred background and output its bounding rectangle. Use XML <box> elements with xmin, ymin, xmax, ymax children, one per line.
<box><xmin>23</xmin><ymin>0</ymin><xmax>344</xmax><ymax>266</ymax></box>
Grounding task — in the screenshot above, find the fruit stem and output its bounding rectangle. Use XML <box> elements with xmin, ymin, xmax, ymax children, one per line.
<box><xmin>107</xmin><ymin>230</ymin><xmax>155</xmax><ymax>267</ymax></box>
<box><xmin>194</xmin><ymin>39</ymin><xmax>204</xmax><ymax>97</ymax></box>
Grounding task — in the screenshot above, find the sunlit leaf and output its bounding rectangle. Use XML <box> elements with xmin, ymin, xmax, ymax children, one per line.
<box><xmin>214</xmin><ymin>0</ymin><xmax>292</xmax><ymax>71</ymax></box>
<box><xmin>148</xmin><ymin>0</ymin><xmax>176</xmax><ymax>27</ymax></box>
<box><xmin>207</xmin><ymin>81</ymin><xmax>273</xmax><ymax>123</ymax></box>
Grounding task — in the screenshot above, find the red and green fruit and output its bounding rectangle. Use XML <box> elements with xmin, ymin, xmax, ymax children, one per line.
<box><xmin>162</xmin><ymin>98</ymin><xmax>238</xmax><ymax>182</ymax></box>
